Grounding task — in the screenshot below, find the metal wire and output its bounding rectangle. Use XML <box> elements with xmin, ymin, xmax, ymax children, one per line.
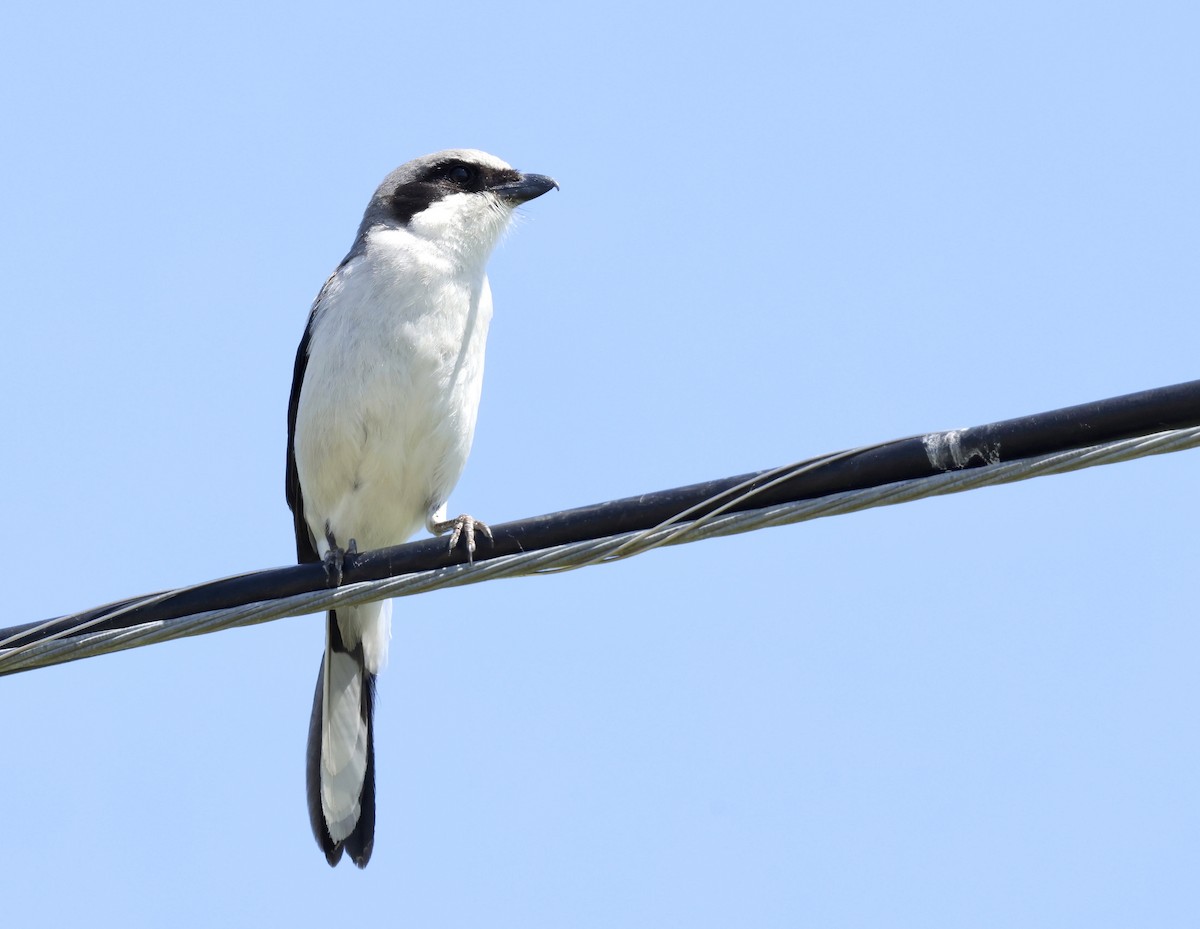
<box><xmin>3</xmin><ymin>423</ymin><xmax>1196</xmax><ymax>676</ymax></box>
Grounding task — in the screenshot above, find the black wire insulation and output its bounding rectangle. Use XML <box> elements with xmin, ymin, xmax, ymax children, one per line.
<box><xmin>3</xmin><ymin>378</ymin><xmax>1198</xmax><ymax>652</ymax></box>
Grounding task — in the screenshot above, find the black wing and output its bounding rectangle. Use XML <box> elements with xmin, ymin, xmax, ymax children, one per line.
<box><xmin>287</xmin><ymin>268</ymin><xmax>346</xmax><ymax>565</ymax></box>
<box><xmin>285</xmin><ymin>305</ymin><xmax>320</xmax><ymax>564</ymax></box>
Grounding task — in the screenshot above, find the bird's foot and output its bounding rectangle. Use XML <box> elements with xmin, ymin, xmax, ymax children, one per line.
<box><xmin>429</xmin><ymin>514</ymin><xmax>493</xmax><ymax>562</ymax></box>
<box><xmin>322</xmin><ymin>530</ymin><xmax>358</xmax><ymax>587</ymax></box>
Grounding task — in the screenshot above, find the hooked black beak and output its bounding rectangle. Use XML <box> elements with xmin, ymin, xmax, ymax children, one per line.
<box><xmin>491</xmin><ymin>172</ymin><xmax>559</xmax><ymax>205</ymax></box>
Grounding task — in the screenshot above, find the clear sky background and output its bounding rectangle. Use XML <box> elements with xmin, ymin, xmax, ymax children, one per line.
<box><xmin>3</xmin><ymin>2</ymin><xmax>1198</xmax><ymax>926</ymax></box>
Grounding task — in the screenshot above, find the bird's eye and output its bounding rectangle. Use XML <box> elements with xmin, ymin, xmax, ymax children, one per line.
<box><xmin>448</xmin><ymin>165</ymin><xmax>474</xmax><ymax>185</ymax></box>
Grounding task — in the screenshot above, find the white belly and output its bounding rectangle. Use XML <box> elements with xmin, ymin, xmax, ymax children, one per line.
<box><xmin>294</xmin><ymin>237</ymin><xmax>492</xmax><ymax>557</ymax></box>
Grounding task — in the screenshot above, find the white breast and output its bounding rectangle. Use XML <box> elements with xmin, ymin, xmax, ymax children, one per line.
<box><xmin>293</xmin><ymin>227</ymin><xmax>493</xmax><ymax>556</ymax></box>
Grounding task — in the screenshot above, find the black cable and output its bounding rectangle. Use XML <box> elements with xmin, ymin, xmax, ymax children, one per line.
<box><xmin>3</xmin><ymin>378</ymin><xmax>1198</xmax><ymax>653</ymax></box>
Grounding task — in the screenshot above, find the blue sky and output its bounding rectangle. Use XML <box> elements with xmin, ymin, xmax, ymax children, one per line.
<box><xmin>3</xmin><ymin>1</ymin><xmax>1198</xmax><ymax>926</ymax></box>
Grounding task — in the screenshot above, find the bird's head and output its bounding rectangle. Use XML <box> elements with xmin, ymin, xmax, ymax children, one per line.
<box><xmin>356</xmin><ymin>149</ymin><xmax>557</xmax><ymax>265</ymax></box>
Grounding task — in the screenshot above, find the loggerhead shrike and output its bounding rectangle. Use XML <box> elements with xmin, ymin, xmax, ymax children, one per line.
<box><xmin>285</xmin><ymin>150</ymin><xmax>557</xmax><ymax>867</ymax></box>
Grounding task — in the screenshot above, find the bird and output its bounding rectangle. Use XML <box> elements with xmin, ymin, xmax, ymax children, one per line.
<box><xmin>285</xmin><ymin>150</ymin><xmax>557</xmax><ymax>867</ymax></box>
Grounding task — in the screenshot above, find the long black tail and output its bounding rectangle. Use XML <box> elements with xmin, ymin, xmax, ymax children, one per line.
<box><xmin>305</xmin><ymin>609</ymin><xmax>376</xmax><ymax>868</ymax></box>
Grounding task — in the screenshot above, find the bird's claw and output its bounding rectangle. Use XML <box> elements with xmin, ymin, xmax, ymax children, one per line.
<box><xmin>432</xmin><ymin>515</ymin><xmax>492</xmax><ymax>562</ymax></box>
<box><xmin>322</xmin><ymin>535</ymin><xmax>358</xmax><ymax>587</ymax></box>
